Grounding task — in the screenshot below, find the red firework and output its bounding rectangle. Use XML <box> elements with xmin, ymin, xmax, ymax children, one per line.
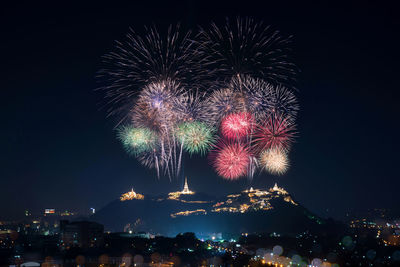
<box><xmin>211</xmin><ymin>141</ymin><xmax>251</xmax><ymax>180</ymax></box>
<box><xmin>220</xmin><ymin>112</ymin><xmax>255</xmax><ymax>140</ymax></box>
<box><xmin>253</xmin><ymin>113</ymin><xmax>295</xmax><ymax>152</ymax></box>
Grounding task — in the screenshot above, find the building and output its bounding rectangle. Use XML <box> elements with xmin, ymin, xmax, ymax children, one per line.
<box><xmin>168</xmin><ymin>177</ymin><xmax>195</xmax><ymax>200</ymax></box>
<box><xmin>182</xmin><ymin>177</ymin><xmax>193</xmax><ymax>194</ymax></box>
<box><xmin>120</xmin><ymin>188</ymin><xmax>144</xmax><ymax>201</ymax></box>
<box><xmin>60</xmin><ymin>220</ymin><xmax>104</xmax><ymax>248</ymax></box>
<box><xmin>44</xmin><ymin>209</ymin><xmax>55</xmax><ymax>216</ymax></box>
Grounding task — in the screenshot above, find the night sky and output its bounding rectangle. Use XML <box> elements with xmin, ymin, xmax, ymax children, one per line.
<box><xmin>1</xmin><ymin>1</ymin><xmax>399</xmax><ymax>220</ymax></box>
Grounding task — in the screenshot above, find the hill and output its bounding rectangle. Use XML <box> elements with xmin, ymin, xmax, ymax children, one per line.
<box><xmin>91</xmin><ymin>181</ymin><xmax>326</xmax><ymax>237</ymax></box>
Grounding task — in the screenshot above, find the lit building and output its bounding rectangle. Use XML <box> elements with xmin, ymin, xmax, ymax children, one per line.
<box><xmin>212</xmin><ymin>183</ymin><xmax>297</xmax><ymax>213</ymax></box>
<box><xmin>44</xmin><ymin>209</ymin><xmax>55</xmax><ymax>215</ymax></box>
<box><xmin>270</xmin><ymin>183</ymin><xmax>289</xmax><ymax>195</ymax></box>
<box><xmin>168</xmin><ymin>177</ymin><xmax>195</xmax><ymax>200</ymax></box>
<box><xmin>120</xmin><ymin>188</ymin><xmax>144</xmax><ymax>201</ymax></box>
<box><xmin>167</xmin><ymin>178</ymin><xmax>213</xmax><ymax>217</ymax></box>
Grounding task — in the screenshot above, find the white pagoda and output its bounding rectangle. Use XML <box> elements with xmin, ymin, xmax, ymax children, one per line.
<box><xmin>168</xmin><ymin>177</ymin><xmax>194</xmax><ymax>199</ymax></box>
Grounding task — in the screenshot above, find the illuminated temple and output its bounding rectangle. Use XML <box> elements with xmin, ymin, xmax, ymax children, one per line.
<box><xmin>95</xmin><ymin>181</ymin><xmax>320</xmax><ymax>235</ymax></box>
<box><xmin>120</xmin><ymin>189</ymin><xmax>144</xmax><ymax>201</ymax></box>
<box><xmin>168</xmin><ymin>182</ymin><xmax>297</xmax><ymax>218</ymax></box>
<box><xmin>119</xmin><ymin>181</ymin><xmax>297</xmax><ymax>219</ymax></box>
<box><xmin>211</xmin><ymin>183</ymin><xmax>297</xmax><ymax>214</ymax></box>
<box><xmin>168</xmin><ymin>177</ymin><xmax>195</xmax><ymax>200</ymax></box>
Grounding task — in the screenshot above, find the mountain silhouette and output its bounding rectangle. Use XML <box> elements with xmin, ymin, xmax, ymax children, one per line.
<box><xmin>92</xmin><ymin>183</ymin><xmax>328</xmax><ymax>237</ymax></box>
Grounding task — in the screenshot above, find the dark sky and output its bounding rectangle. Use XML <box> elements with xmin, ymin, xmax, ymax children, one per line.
<box><xmin>1</xmin><ymin>1</ymin><xmax>399</xmax><ymax>220</ymax></box>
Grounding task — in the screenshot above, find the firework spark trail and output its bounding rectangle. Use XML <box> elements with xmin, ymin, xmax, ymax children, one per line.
<box><xmin>130</xmin><ymin>80</ymin><xmax>188</xmax><ymax>178</ymax></box>
<box><xmin>197</xmin><ymin>17</ymin><xmax>298</xmax><ymax>87</ymax></box>
<box><xmin>160</xmin><ymin>139</ymin><xmax>168</xmax><ymax>176</ymax></box>
<box><xmin>164</xmin><ymin>130</ymin><xmax>175</xmax><ymax>179</ymax></box>
<box><xmin>177</xmin><ymin>135</ymin><xmax>184</xmax><ymax>176</ymax></box>
<box><xmin>247</xmin><ymin>156</ymin><xmax>258</xmax><ymax>179</ymax></box>
<box><xmin>154</xmin><ymin>152</ymin><xmax>160</xmax><ymax>177</ymax></box>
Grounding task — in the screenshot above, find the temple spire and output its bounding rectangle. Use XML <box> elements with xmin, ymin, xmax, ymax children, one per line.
<box><xmin>183</xmin><ymin>177</ymin><xmax>190</xmax><ymax>194</ymax></box>
<box><xmin>168</xmin><ymin>177</ymin><xmax>194</xmax><ymax>199</ymax></box>
<box><xmin>273</xmin><ymin>183</ymin><xmax>279</xmax><ymax>191</ymax></box>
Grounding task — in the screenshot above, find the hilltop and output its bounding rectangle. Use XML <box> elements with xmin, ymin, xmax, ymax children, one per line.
<box><xmin>92</xmin><ymin>180</ymin><xmax>327</xmax><ymax>237</ymax></box>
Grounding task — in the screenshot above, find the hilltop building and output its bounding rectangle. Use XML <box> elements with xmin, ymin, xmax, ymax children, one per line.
<box><xmin>168</xmin><ymin>177</ymin><xmax>195</xmax><ymax>200</ymax></box>
<box><xmin>120</xmin><ymin>189</ymin><xmax>144</xmax><ymax>201</ymax></box>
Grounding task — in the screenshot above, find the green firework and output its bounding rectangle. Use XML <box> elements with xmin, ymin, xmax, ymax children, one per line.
<box><xmin>117</xmin><ymin>126</ymin><xmax>157</xmax><ymax>156</ymax></box>
<box><xmin>177</xmin><ymin>121</ymin><xmax>216</xmax><ymax>155</ymax></box>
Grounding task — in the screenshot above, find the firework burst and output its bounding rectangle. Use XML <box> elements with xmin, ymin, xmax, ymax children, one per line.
<box><xmin>117</xmin><ymin>126</ymin><xmax>157</xmax><ymax>156</ymax></box>
<box><xmin>253</xmin><ymin>113</ymin><xmax>296</xmax><ymax>152</ymax></box>
<box><xmin>210</xmin><ymin>141</ymin><xmax>251</xmax><ymax>180</ymax></box>
<box><xmin>268</xmin><ymin>84</ymin><xmax>299</xmax><ymax>120</ymax></box>
<box><xmin>220</xmin><ymin>112</ymin><xmax>255</xmax><ymax>140</ymax></box>
<box><xmin>260</xmin><ymin>148</ymin><xmax>289</xmax><ymax>175</ymax></box>
<box><xmin>173</xmin><ymin>91</ymin><xmax>208</xmax><ymax>123</ymax></box>
<box><xmin>205</xmin><ymin>88</ymin><xmax>244</xmax><ymax>124</ymax></box>
<box><xmin>228</xmin><ymin>75</ymin><xmax>299</xmax><ymax>121</ymax></box>
<box><xmin>177</xmin><ymin>121</ymin><xmax>216</xmax><ymax>155</ymax></box>
<box><xmin>131</xmin><ymin>80</ymin><xmax>183</xmax><ymax>131</ymax></box>
<box><xmin>226</xmin><ymin>75</ymin><xmax>274</xmax><ymax>121</ymax></box>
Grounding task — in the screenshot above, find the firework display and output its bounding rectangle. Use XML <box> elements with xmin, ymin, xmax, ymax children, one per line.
<box><xmin>100</xmin><ymin>18</ymin><xmax>299</xmax><ymax>180</ymax></box>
